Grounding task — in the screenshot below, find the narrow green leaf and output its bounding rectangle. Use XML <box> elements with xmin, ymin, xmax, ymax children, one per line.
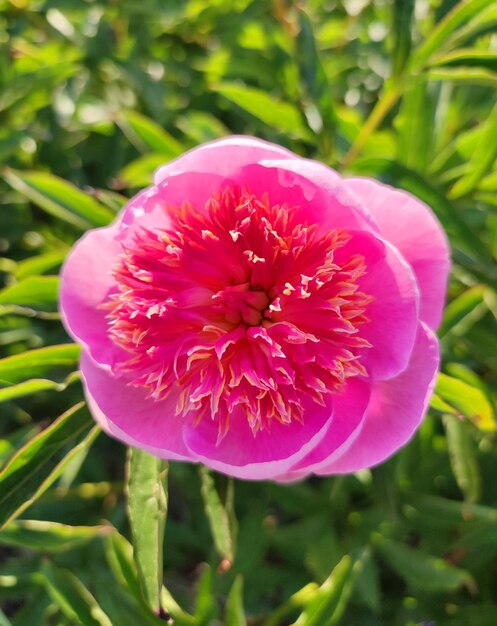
<box><xmin>0</xmin><ymin>373</ymin><xmax>79</xmax><ymax>404</ymax></box>
<box><xmin>296</xmin><ymin>10</ymin><xmax>336</xmax><ymax>153</ymax></box>
<box><xmin>126</xmin><ymin>448</ymin><xmax>168</xmax><ymax>613</ymax></box>
<box><xmin>438</xmin><ymin>285</ymin><xmax>487</xmax><ymax>337</ymax></box>
<box><xmin>374</xmin><ymin>535</ymin><xmax>474</xmax><ymax>592</ymax></box>
<box><xmin>0</xmin><ymin>403</ymin><xmax>96</xmax><ymax>528</ymax></box>
<box><xmin>119</xmin><ymin>111</ymin><xmax>184</xmax><ymax>156</ymax></box>
<box><xmin>404</xmin><ymin>492</ymin><xmax>497</xmax><ymax>525</ymax></box>
<box><xmin>427</xmin><ymin>66</ymin><xmax>497</xmax><ymax>87</ymax></box>
<box><xmin>292</xmin><ymin>555</ymin><xmax>354</xmax><ymax>626</ymax></box>
<box><xmin>0</xmin><ymin>609</ymin><xmax>13</xmax><ymax>626</ymax></box>
<box><xmin>39</xmin><ymin>561</ymin><xmax>113</xmax><ymax>626</ymax></box>
<box><xmin>194</xmin><ymin>566</ymin><xmax>218</xmax><ymax>625</ymax></box>
<box><xmin>119</xmin><ymin>153</ymin><xmax>167</xmax><ymax>188</ymax></box>
<box><xmin>15</xmin><ymin>250</ymin><xmax>67</xmax><ymax>280</ymax></box>
<box><xmin>449</xmin><ymin>102</ymin><xmax>497</xmax><ymax>199</ymax></box>
<box><xmin>411</xmin><ymin>0</ymin><xmax>492</xmax><ymax>70</ymax></box>
<box><xmin>11</xmin><ymin>589</ymin><xmax>51</xmax><ymax>626</ymax></box>
<box><xmin>390</xmin><ymin>0</ymin><xmax>415</xmax><ymax>77</ymax></box>
<box><xmin>444</xmin><ymin>414</ymin><xmax>481</xmax><ymax>503</ymax></box>
<box><xmin>430</xmin><ymin>49</ymin><xmax>497</xmax><ymax>71</ymax></box>
<box><xmin>214</xmin><ymin>82</ymin><xmax>311</xmax><ymax>140</ymax></box>
<box><xmin>0</xmin><ymin>276</ymin><xmax>59</xmax><ymax>311</ymax></box>
<box><xmin>435</xmin><ymin>372</ymin><xmax>496</xmax><ymax>431</ymax></box>
<box><xmin>0</xmin><ymin>519</ymin><xmax>108</xmax><ymax>552</ymax></box>
<box><xmin>199</xmin><ymin>466</ymin><xmax>236</xmax><ymax>565</ymax></box>
<box><xmin>0</xmin><ymin>344</ymin><xmax>80</xmax><ymax>385</ymax></box>
<box><xmin>224</xmin><ymin>576</ymin><xmax>246</xmax><ymax>626</ymax></box>
<box><xmin>3</xmin><ymin>168</ymin><xmax>115</xmax><ymax>228</ymax></box>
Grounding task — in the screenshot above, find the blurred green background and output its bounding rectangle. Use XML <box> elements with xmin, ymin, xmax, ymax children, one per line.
<box><xmin>1</xmin><ymin>0</ymin><xmax>497</xmax><ymax>624</ymax></box>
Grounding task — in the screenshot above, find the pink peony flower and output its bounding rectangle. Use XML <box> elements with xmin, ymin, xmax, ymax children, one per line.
<box><xmin>60</xmin><ymin>137</ymin><xmax>449</xmax><ymax>481</ymax></box>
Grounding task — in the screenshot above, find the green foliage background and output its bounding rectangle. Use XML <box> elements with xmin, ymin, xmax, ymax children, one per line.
<box><xmin>1</xmin><ymin>0</ymin><xmax>497</xmax><ymax>624</ymax></box>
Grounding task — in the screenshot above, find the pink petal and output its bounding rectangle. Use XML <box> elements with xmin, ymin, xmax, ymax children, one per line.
<box><xmin>59</xmin><ymin>222</ymin><xmax>123</xmax><ymax>369</ymax></box>
<box><xmin>80</xmin><ymin>352</ymin><xmax>192</xmax><ymax>461</ymax></box>
<box><xmin>154</xmin><ymin>136</ymin><xmax>296</xmax><ymax>186</ymax></box>
<box><xmin>291</xmin><ymin>378</ymin><xmax>371</xmax><ymax>473</ymax></box>
<box><xmin>318</xmin><ymin>323</ymin><xmax>439</xmax><ymax>474</ymax></box>
<box><xmin>346</xmin><ymin>177</ymin><xmax>450</xmax><ymax>329</ymax></box>
<box><xmin>340</xmin><ymin>232</ymin><xmax>419</xmax><ymax>380</ymax></box>
<box><xmin>182</xmin><ymin>395</ymin><xmax>334</xmax><ymax>480</ymax></box>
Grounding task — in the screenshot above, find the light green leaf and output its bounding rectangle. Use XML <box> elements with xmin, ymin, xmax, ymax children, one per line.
<box><xmin>0</xmin><ymin>519</ymin><xmax>108</xmax><ymax>552</ymax></box>
<box><xmin>444</xmin><ymin>414</ymin><xmax>481</xmax><ymax>503</ymax></box>
<box><xmin>0</xmin><ymin>403</ymin><xmax>97</xmax><ymax>528</ymax></box>
<box><xmin>296</xmin><ymin>10</ymin><xmax>336</xmax><ymax>153</ymax></box>
<box><xmin>119</xmin><ymin>153</ymin><xmax>167</xmax><ymax>188</ymax></box>
<box><xmin>435</xmin><ymin>372</ymin><xmax>496</xmax><ymax>431</ymax></box>
<box><xmin>390</xmin><ymin>0</ymin><xmax>415</xmax><ymax>77</ymax></box>
<box><xmin>214</xmin><ymin>82</ymin><xmax>311</xmax><ymax>140</ymax></box>
<box><xmin>0</xmin><ymin>372</ymin><xmax>79</xmax><ymax>404</ymax></box>
<box><xmin>126</xmin><ymin>448</ymin><xmax>168</xmax><ymax>612</ymax></box>
<box><xmin>15</xmin><ymin>250</ymin><xmax>67</xmax><ymax>280</ymax></box>
<box><xmin>0</xmin><ymin>344</ymin><xmax>80</xmax><ymax>385</ymax></box>
<box><xmin>39</xmin><ymin>561</ymin><xmax>113</xmax><ymax>626</ymax></box>
<box><xmin>427</xmin><ymin>66</ymin><xmax>497</xmax><ymax>87</ymax></box>
<box><xmin>438</xmin><ymin>285</ymin><xmax>487</xmax><ymax>337</ymax></box>
<box><xmin>3</xmin><ymin>168</ymin><xmax>115</xmax><ymax>229</ymax></box>
<box><xmin>374</xmin><ymin>535</ymin><xmax>474</xmax><ymax>592</ymax></box>
<box><xmin>292</xmin><ymin>556</ymin><xmax>355</xmax><ymax>626</ymax></box>
<box><xmin>0</xmin><ymin>276</ymin><xmax>59</xmax><ymax>311</ymax></box>
<box><xmin>0</xmin><ymin>608</ymin><xmax>13</xmax><ymax>626</ymax></box>
<box><xmin>199</xmin><ymin>466</ymin><xmax>236</xmax><ymax>565</ymax></box>
<box><xmin>224</xmin><ymin>576</ymin><xmax>246</xmax><ymax>626</ymax></box>
<box><xmin>194</xmin><ymin>566</ymin><xmax>218</xmax><ymax>626</ymax></box>
<box><xmin>411</xmin><ymin>0</ymin><xmax>492</xmax><ymax>70</ymax></box>
<box><xmin>119</xmin><ymin>111</ymin><xmax>184</xmax><ymax>156</ymax></box>
<box><xmin>449</xmin><ymin>101</ymin><xmax>497</xmax><ymax>199</ymax></box>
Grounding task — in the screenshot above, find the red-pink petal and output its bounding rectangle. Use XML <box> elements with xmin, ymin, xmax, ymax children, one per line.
<box><xmin>346</xmin><ymin>177</ymin><xmax>450</xmax><ymax>329</ymax></box>
<box><xmin>317</xmin><ymin>323</ymin><xmax>439</xmax><ymax>474</ymax></box>
<box><xmin>80</xmin><ymin>352</ymin><xmax>192</xmax><ymax>461</ymax></box>
<box><xmin>182</xmin><ymin>396</ymin><xmax>334</xmax><ymax>480</ymax></box>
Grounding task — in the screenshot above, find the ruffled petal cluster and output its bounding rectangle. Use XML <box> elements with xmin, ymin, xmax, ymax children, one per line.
<box><xmin>60</xmin><ymin>137</ymin><xmax>449</xmax><ymax>480</ymax></box>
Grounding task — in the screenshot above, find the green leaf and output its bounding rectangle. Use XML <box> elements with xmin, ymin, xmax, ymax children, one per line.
<box><xmin>0</xmin><ymin>608</ymin><xmax>13</xmax><ymax>626</ymax></box>
<box><xmin>224</xmin><ymin>576</ymin><xmax>247</xmax><ymax>626</ymax></box>
<box><xmin>3</xmin><ymin>168</ymin><xmax>115</xmax><ymax>229</ymax></box>
<box><xmin>214</xmin><ymin>82</ymin><xmax>311</xmax><ymax>140</ymax></box>
<box><xmin>449</xmin><ymin>101</ymin><xmax>497</xmax><ymax>199</ymax></box>
<box><xmin>0</xmin><ymin>276</ymin><xmax>59</xmax><ymax>311</ymax></box>
<box><xmin>119</xmin><ymin>153</ymin><xmax>167</xmax><ymax>188</ymax></box>
<box><xmin>390</xmin><ymin>0</ymin><xmax>415</xmax><ymax>77</ymax></box>
<box><xmin>374</xmin><ymin>535</ymin><xmax>474</xmax><ymax>593</ymax></box>
<box><xmin>39</xmin><ymin>561</ymin><xmax>113</xmax><ymax>626</ymax></box>
<box><xmin>199</xmin><ymin>466</ymin><xmax>236</xmax><ymax>565</ymax></box>
<box><xmin>126</xmin><ymin>448</ymin><xmax>168</xmax><ymax>613</ymax></box>
<box><xmin>0</xmin><ymin>344</ymin><xmax>80</xmax><ymax>385</ymax></box>
<box><xmin>438</xmin><ymin>285</ymin><xmax>487</xmax><ymax>337</ymax></box>
<box><xmin>292</xmin><ymin>556</ymin><xmax>355</xmax><ymax>626</ymax></box>
<box><xmin>0</xmin><ymin>519</ymin><xmax>108</xmax><ymax>552</ymax></box>
<box><xmin>296</xmin><ymin>10</ymin><xmax>336</xmax><ymax>153</ymax></box>
<box><xmin>427</xmin><ymin>66</ymin><xmax>497</xmax><ymax>87</ymax></box>
<box><xmin>410</xmin><ymin>0</ymin><xmax>492</xmax><ymax>70</ymax></box>
<box><xmin>443</xmin><ymin>414</ymin><xmax>481</xmax><ymax>503</ymax></box>
<box><xmin>0</xmin><ymin>372</ymin><xmax>79</xmax><ymax>404</ymax></box>
<box><xmin>435</xmin><ymin>372</ymin><xmax>496</xmax><ymax>431</ymax></box>
<box><xmin>430</xmin><ymin>49</ymin><xmax>497</xmax><ymax>71</ymax></box>
<box><xmin>0</xmin><ymin>403</ymin><xmax>96</xmax><ymax>528</ymax></box>
<box><xmin>11</xmin><ymin>589</ymin><xmax>51</xmax><ymax>626</ymax></box>
<box><xmin>15</xmin><ymin>250</ymin><xmax>68</xmax><ymax>280</ymax></box>
<box><xmin>194</xmin><ymin>566</ymin><xmax>218</xmax><ymax>626</ymax></box>
<box><xmin>119</xmin><ymin>111</ymin><xmax>184</xmax><ymax>156</ymax></box>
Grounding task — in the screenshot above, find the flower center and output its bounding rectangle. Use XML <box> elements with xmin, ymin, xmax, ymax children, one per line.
<box><xmin>107</xmin><ymin>187</ymin><xmax>373</xmax><ymax>437</ymax></box>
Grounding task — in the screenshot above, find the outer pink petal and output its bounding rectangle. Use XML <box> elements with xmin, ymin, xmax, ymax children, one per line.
<box><xmin>345</xmin><ymin>177</ymin><xmax>450</xmax><ymax>329</ymax></box>
<box><xmin>290</xmin><ymin>378</ymin><xmax>371</xmax><ymax>474</ymax></box>
<box><xmin>80</xmin><ymin>352</ymin><xmax>193</xmax><ymax>461</ymax></box>
<box><xmin>182</xmin><ymin>396</ymin><xmax>334</xmax><ymax>480</ymax></box>
<box><xmin>317</xmin><ymin>323</ymin><xmax>439</xmax><ymax>474</ymax></box>
<box><xmin>154</xmin><ymin>136</ymin><xmax>296</xmax><ymax>186</ymax></box>
<box><xmin>59</xmin><ymin>222</ymin><xmax>123</xmax><ymax>369</ymax></box>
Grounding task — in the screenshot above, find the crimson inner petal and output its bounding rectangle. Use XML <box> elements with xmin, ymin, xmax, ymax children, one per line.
<box><xmin>106</xmin><ymin>187</ymin><xmax>373</xmax><ymax>438</ymax></box>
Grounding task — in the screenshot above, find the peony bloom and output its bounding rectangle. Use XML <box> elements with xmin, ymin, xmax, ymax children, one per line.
<box><xmin>60</xmin><ymin>137</ymin><xmax>449</xmax><ymax>481</ymax></box>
